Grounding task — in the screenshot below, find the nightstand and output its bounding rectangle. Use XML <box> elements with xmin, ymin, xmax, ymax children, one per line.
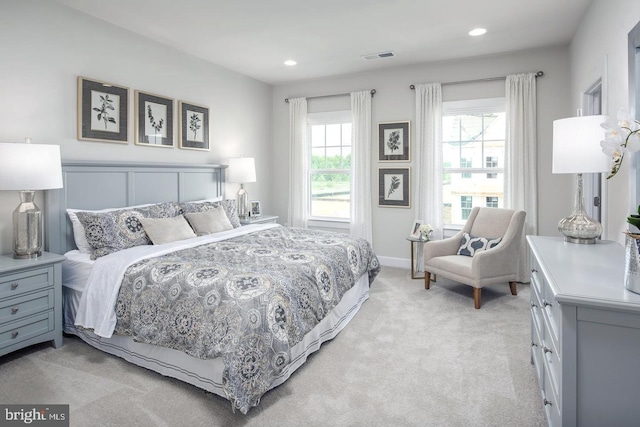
<box><xmin>0</xmin><ymin>251</ymin><xmax>65</xmax><ymax>357</ymax></box>
<box><xmin>239</xmin><ymin>215</ymin><xmax>279</xmax><ymax>225</ymax></box>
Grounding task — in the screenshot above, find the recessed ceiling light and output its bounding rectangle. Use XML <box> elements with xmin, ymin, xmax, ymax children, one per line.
<box><xmin>469</xmin><ymin>28</ymin><xmax>487</xmax><ymax>36</ymax></box>
<box><xmin>284</xmin><ymin>60</ymin><xmax>297</xmax><ymax>66</ymax></box>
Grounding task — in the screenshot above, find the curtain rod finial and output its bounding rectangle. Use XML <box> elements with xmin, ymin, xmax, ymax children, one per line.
<box><xmin>410</xmin><ymin>84</ymin><xmax>415</xmax><ymax>90</ymax></box>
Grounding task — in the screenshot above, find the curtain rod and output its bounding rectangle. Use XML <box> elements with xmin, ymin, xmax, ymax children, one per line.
<box><xmin>284</xmin><ymin>89</ymin><xmax>376</xmax><ymax>103</ymax></box>
<box><xmin>409</xmin><ymin>71</ymin><xmax>544</xmax><ymax>90</ymax></box>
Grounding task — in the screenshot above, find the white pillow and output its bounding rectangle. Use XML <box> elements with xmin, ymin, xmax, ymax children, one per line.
<box><xmin>139</xmin><ymin>215</ymin><xmax>197</xmax><ymax>245</ymax></box>
<box><xmin>67</xmin><ymin>203</ymin><xmax>155</xmax><ymax>254</ymax></box>
<box><xmin>185</xmin><ymin>207</ymin><xmax>233</xmax><ymax>235</ymax></box>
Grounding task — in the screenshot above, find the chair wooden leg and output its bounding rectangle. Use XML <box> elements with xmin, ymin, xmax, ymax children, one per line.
<box><xmin>473</xmin><ymin>288</ymin><xmax>481</xmax><ymax>309</ymax></box>
<box><xmin>424</xmin><ymin>271</ymin><xmax>431</xmax><ymax>290</ymax></box>
<box><xmin>509</xmin><ymin>281</ymin><xmax>517</xmax><ymax>295</ymax></box>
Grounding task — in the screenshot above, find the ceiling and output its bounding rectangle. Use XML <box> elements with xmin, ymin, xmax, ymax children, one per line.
<box><xmin>55</xmin><ymin>0</ymin><xmax>593</xmax><ymax>85</ymax></box>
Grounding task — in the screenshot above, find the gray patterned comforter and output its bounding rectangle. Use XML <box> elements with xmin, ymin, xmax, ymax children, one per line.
<box><xmin>112</xmin><ymin>226</ymin><xmax>380</xmax><ymax>413</ymax></box>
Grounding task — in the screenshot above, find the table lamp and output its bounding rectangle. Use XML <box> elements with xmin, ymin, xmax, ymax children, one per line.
<box><xmin>227</xmin><ymin>157</ymin><xmax>256</xmax><ymax>219</ymax></box>
<box><xmin>0</xmin><ymin>141</ymin><xmax>63</xmax><ymax>258</ymax></box>
<box><xmin>552</xmin><ymin>115</ymin><xmax>608</xmax><ymax>244</ymax></box>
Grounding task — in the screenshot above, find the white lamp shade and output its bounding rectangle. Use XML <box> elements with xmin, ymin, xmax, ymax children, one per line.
<box><xmin>0</xmin><ymin>143</ymin><xmax>63</xmax><ymax>190</ymax></box>
<box><xmin>552</xmin><ymin>115</ymin><xmax>609</xmax><ymax>174</ymax></box>
<box><xmin>227</xmin><ymin>157</ymin><xmax>256</xmax><ymax>183</ymax></box>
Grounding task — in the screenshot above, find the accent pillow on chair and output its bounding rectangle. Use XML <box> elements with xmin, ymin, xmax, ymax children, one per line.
<box><xmin>456</xmin><ymin>232</ymin><xmax>502</xmax><ymax>257</ymax></box>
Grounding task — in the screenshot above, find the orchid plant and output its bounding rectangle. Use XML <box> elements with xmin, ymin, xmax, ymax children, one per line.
<box><xmin>600</xmin><ymin>108</ymin><xmax>640</xmax><ymax>179</ymax></box>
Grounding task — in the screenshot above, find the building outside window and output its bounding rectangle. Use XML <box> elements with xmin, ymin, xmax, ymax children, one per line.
<box><xmin>307</xmin><ymin>111</ymin><xmax>352</xmax><ymax>221</ymax></box>
<box><xmin>486</xmin><ymin>156</ymin><xmax>498</xmax><ymax>179</ymax></box>
<box><xmin>461</xmin><ymin>195</ymin><xmax>473</xmax><ymax>220</ymax></box>
<box><xmin>486</xmin><ymin>196</ymin><xmax>498</xmax><ymax>208</ymax></box>
<box><xmin>442</xmin><ymin>98</ymin><xmax>506</xmax><ymax>226</ymax></box>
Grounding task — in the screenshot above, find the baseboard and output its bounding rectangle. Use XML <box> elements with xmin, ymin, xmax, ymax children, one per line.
<box><xmin>377</xmin><ymin>256</ymin><xmax>410</xmax><ymax>270</ymax></box>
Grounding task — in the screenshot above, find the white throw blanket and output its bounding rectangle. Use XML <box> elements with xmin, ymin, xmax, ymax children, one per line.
<box><xmin>74</xmin><ymin>223</ymin><xmax>279</xmax><ymax>338</ymax></box>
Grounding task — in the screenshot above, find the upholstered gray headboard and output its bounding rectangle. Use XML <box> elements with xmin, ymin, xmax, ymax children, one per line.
<box><xmin>45</xmin><ymin>160</ymin><xmax>227</xmax><ymax>255</ymax></box>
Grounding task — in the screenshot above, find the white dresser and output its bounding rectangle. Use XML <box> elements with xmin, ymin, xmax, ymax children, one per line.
<box><xmin>527</xmin><ymin>236</ymin><xmax>640</xmax><ymax>427</ymax></box>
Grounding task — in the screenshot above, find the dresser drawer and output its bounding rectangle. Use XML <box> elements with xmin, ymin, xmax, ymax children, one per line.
<box><xmin>0</xmin><ymin>311</ymin><xmax>53</xmax><ymax>349</ymax></box>
<box><xmin>531</xmin><ymin>314</ymin><xmax>544</xmax><ymax>383</ymax></box>
<box><xmin>541</xmin><ymin>325</ymin><xmax>561</xmax><ymax>407</ymax></box>
<box><xmin>0</xmin><ymin>267</ymin><xmax>52</xmax><ymax>299</ymax></box>
<box><xmin>541</xmin><ymin>274</ymin><xmax>561</xmax><ymax>347</ymax></box>
<box><xmin>530</xmin><ymin>257</ymin><xmax>543</xmax><ymax>299</ymax></box>
<box><xmin>542</xmin><ymin>361</ymin><xmax>561</xmax><ymax>427</ymax></box>
<box><xmin>0</xmin><ymin>289</ymin><xmax>54</xmax><ymax>324</ymax></box>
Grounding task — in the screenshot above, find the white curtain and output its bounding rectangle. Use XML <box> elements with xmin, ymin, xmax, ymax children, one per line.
<box><xmin>414</xmin><ymin>83</ymin><xmax>443</xmax><ymax>271</ymax></box>
<box><xmin>350</xmin><ymin>90</ymin><xmax>373</xmax><ymax>242</ymax></box>
<box><xmin>505</xmin><ymin>73</ymin><xmax>538</xmax><ymax>283</ymax></box>
<box><xmin>288</xmin><ymin>97</ymin><xmax>308</xmax><ymax>228</ymax></box>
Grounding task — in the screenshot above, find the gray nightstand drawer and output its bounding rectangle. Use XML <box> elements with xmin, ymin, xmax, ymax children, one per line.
<box><xmin>0</xmin><ymin>311</ymin><xmax>53</xmax><ymax>349</ymax></box>
<box><xmin>0</xmin><ymin>267</ymin><xmax>52</xmax><ymax>299</ymax></box>
<box><xmin>0</xmin><ymin>289</ymin><xmax>54</xmax><ymax>324</ymax></box>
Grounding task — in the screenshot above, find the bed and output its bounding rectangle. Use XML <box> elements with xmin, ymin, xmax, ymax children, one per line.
<box><xmin>45</xmin><ymin>161</ymin><xmax>380</xmax><ymax>414</ymax></box>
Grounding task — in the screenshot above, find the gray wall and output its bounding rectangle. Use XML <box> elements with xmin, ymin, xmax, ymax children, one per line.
<box><xmin>272</xmin><ymin>46</ymin><xmax>572</xmax><ymax>266</ymax></box>
<box><xmin>570</xmin><ymin>0</ymin><xmax>640</xmax><ymax>244</ymax></box>
<box><xmin>0</xmin><ymin>0</ymin><xmax>273</xmax><ymax>254</ymax></box>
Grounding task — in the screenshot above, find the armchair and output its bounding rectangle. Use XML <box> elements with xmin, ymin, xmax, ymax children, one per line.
<box><xmin>424</xmin><ymin>207</ymin><xmax>526</xmax><ymax>309</ymax></box>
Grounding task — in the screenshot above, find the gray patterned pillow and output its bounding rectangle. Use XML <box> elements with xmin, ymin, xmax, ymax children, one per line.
<box><xmin>76</xmin><ymin>203</ymin><xmax>179</xmax><ymax>259</ymax></box>
<box><xmin>457</xmin><ymin>232</ymin><xmax>502</xmax><ymax>257</ymax></box>
<box><xmin>177</xmin><ymin>199</ymin><xmax>241</xmax><ymax>228</ymax></box>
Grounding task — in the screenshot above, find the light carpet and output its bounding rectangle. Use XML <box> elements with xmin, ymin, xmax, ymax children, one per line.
<box><xmin>0</xmin><ymin>267</ymin><xmax>546</xmax><ymax>427</ymax></box>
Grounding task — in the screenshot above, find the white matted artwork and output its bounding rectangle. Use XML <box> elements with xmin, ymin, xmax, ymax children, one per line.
<box><xmin>77</xmin><ymin>76</ymin><xmax>129</xmax><ymax>143</ymax></box>
<box><xmin>378</xmin><ymin>167</ymin><xmax>410</xmax><ymax>207</ymax></box>
<box><xmin>378</xmin><ymin>121</ymin><xmax>410</xmax><ymax>161</ymax></box>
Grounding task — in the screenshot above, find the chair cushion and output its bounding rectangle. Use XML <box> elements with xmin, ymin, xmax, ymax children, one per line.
<box><xmin>457</xmin><ymin>232</ymin><xmax>502</xmax><ymax>257</ymax></box>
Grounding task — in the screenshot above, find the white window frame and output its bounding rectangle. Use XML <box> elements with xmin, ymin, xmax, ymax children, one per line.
<box><xmin>442</xmin><ymin>97</ymin><xmax>506</xmax><ymax>229</ymax></box>
<box><xmin>306</xmin><ymin>110</ymin><xmax>352</xmax><ymax>228</ymax></box>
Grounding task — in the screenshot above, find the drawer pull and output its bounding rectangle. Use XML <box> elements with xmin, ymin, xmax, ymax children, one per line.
<box><xmin>530</xmin><ymin>302</ymin><xmax>538</xmax><ymax>308</ymax></box>
<box><xmin>531</xmin><ymin>268</ymin><xmax>538</xmax><ymax>273</ymax></box>
<box><xmin>544</xmin><ymin>399</ymin><xmax>553</xmax><ymax>406</ymax></box>
<box><xmin>11</xmin><ymin>331</ymin><xmax>18</xmax><ymax>339</ymax></box>
<box><xmin>531</xmin><ymin>341</ymin><xmax>538</xmax><ymax>348</ymax></box>
<box><xmin>543</xmin><ymin>346</ymin><xmax>553</xmax><ymax>354</ymax></box>
<box><xmin>543</xmin><ymin>300</ymin><xmax>552</xmax><ymax>308</ymax></box>
<box><xmin>11</xmin><ymin>307</ymin><xmax>19</xmax><ymax>315</ymax></box>
<box><xmin>10</xmin><ymin>282</ymin><xmax>19</xmax><ymax>290</ymax></box>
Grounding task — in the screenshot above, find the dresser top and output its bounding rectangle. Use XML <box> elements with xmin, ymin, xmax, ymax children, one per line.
<box><xmin>0</xmin><ymin>251</ymin><xmax>66</xmax><ymax>275</ymax></box>
<box><xmin>527</xmin><ymin>235</ymin><xmax>640</xmax><ymax>312</ymax></box>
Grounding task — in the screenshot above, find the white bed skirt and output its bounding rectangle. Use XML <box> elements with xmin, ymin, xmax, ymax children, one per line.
<box><xmin>62</xmin><ymin>273</ymin><xmax>370</xmax><ymax>400</ymax></box>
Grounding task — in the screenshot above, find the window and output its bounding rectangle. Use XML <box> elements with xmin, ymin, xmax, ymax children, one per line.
<box><xmin>461</xmin><ymin>196</ymin><xmax>473</xmax><ymax>220</ymax></box>
<box><xmin>307</xmin><ymin>111</ymin><xmax>352</xmax><ymax>220</ymax></box>
<box><xmin>461</xmin><ymin>158</ymin><xmax>472</xmax><ymax>179</ymax></box>
<box><xmin>442</xmin><ymin>98</ymin><xmax>506</xmax><ymax>226</ymax></box>
<box><xmin>485</xmin><ymin>156</ymin><xmax>497</xmax><ymax>179</ymax></box>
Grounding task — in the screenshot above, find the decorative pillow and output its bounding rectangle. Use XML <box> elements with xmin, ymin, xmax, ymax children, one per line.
<box><xmin>457</xmin><ymin>232</ymin><xmax>502</xmax><ymax>257</ymax></box>
<box><xmin>140</xmin><ymin>215</ymin><xmax>197</xmax><ymax>245</ymax></box>
<box><xmin>178</xmin><ymin>199</ymin><xmax>241</xmax><ymax>228</ymax></box>
<box><xmin>185</xmin><ymin>207</ymin><xmax>233</xmax><ymax>235</ymax></box>
<box><xmin>67</xmin><ymin>203</ymin><xmax>156</xmax><ymax>254</ymax></box>
<box><xmin>75</xmin><ymin>203</ymin><xmax>179</xmax><ymax>259</ymax></box>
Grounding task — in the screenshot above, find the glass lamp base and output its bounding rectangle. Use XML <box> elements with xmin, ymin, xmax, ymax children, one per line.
<box><xmin>558</xmin><ymin>174</ymin><xmax>602</xmax><ymax>245</ymax></box>
<box><xmin>13</xmin><ymin>190</ymin><xmax>43</xmax><ymax>259</ymax></box>
<box><xmin>237</xmin><ymin>185</ymin><xmax>249</xmax><ymax>219</ymax></box>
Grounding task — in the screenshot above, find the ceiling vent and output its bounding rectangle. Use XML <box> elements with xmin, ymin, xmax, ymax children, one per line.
<box><xmin>362</xmin><ymin>51</ymin><xmax>396</xmax><ymax>60</ymax></box>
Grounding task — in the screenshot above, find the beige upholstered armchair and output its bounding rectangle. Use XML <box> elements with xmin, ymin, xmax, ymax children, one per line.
<box><xmin>423</xmin><ymin>207</ymin><xmax>526</xmax><ymax>309</ymax></box>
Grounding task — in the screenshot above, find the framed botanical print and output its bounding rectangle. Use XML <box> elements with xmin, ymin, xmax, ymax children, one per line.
<box><xmin>378</xmin><ymin>167</ymin><xmax>410</xmax><ymax>208</ymax></box>
<box><xmin>378</xmin><ymin>121</ymin><xmax>410</xmax><ymax>161</ymax></box>
<box><xmin>178</xmin><ymin>101</ymin><xmax>209</xmax><ymax>151</ymax></box>
<box><xmin>135</xmin><ymin>91</ymin><xmax>174</xmax><ymax>147</ymax></box>
<box><xmin>77</xmin><ymin>76</ymin><xmax>129</xmax><ymax>143</ymax></box>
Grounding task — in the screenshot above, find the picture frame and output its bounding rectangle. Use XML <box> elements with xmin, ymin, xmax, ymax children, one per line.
<box><xmin>77</xmin><ymin>76</ymin><xmax>129</xmax><ymax>143</ymax></box>
<box><xmin>134</xmin><ymin>90</ymin><xmax>174</xmax><ymax>147</ymax></box>
<box><xmin>178</xmin><ymin>100</ymin><xmax>209</xmax><ymax>150</ymax></box>
<box><xmin>378</xmin><ymin>121</ymin><xmax>410</xmax><ymax>161</ymax></box>
<box><xmin>410</xmin><ymin>220</ymin><xmax>423</xmax><ymax>239</ymax></box>
<box><xmin>250</xmin><ymin>200</ymin><xmax>262</xmax><ymax>217</ymax></box>
<box><xmin>378</xmin><ymin>167</ymin><xmax>410</xmax><ymax>208</ymax></box>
